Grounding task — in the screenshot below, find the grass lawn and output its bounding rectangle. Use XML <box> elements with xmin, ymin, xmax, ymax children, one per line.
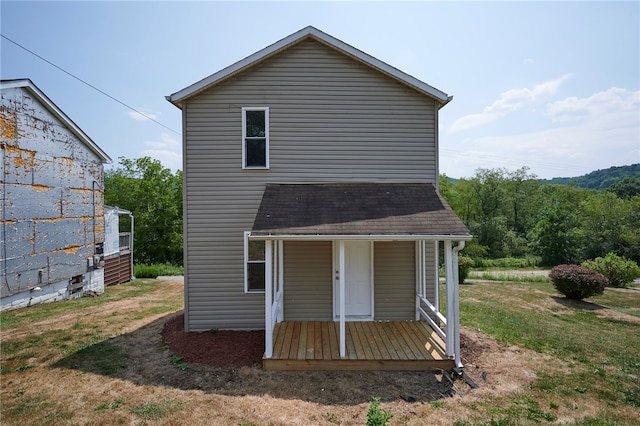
<box><xmin>457</xmin><ymin>279</ymin><xmax>640</xmax><ymax>425</ymax></box>
<box><xmin>0</xmin><ymin>276</ymin><xmax>638</xmax><ymax>425</ymax></box>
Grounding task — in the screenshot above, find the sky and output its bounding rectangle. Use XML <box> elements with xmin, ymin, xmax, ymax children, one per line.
<box><xmin>1</xmin><ymin>1</ymin><xmax>638</xmax><ymax>180</ymax></box>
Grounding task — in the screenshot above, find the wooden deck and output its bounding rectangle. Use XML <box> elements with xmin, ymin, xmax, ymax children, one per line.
<box><xmin>263</xmin><ymin>321</ymin><xmax>453</xmax><ymax>371</ymax></box>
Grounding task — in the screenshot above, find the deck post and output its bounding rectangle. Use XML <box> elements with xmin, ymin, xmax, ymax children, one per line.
<box><xmin>265</xmin><ymin>240</ymin><xmax>273</xmax><ymax>359</ymax></box>
<box><xmin>339</xmin><ymin>240</ymin><xmax>346</xmax><ymax>358</ymax></box>
<box><xmin>444</xmin><ymin>240</ymin><xmax>455</xmax><ymax>359</ymax></box>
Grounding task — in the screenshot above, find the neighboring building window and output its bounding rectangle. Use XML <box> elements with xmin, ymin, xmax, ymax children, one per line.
<box><xmin>242</xmin><ymin>107</ymin><xmax>269</xmax><ymax>169</ymax></box>
<box><xmin>244</xmin><ymin>231</ymin><xmax>265</xmax><ymax>292</ymax></box>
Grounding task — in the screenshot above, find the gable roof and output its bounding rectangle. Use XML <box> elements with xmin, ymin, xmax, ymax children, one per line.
<box><xmin>1</xmin><ymin>79</ymin><xmax>112</xmax><ymax>163</ymax></box>
<box><xmin>167</xmin><ymin>26</ymin><xmax>452</xmax><ymax>109</ymax></box>
<box><xmin>251</xmin><ymin>183</ymin><xmax>471</xmax><ymax>239</ymax></box>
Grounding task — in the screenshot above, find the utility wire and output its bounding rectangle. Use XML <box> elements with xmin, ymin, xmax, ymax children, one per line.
<box><xmin>1</xmin><ymin>33</ymin><xmax>180</xmax><ymax>135</ymax></box>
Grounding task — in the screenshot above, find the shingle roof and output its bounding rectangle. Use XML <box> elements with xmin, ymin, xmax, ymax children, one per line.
<box><xmin>251</xmin><ymin>183</ymin><xmax>471</xmax><ymax>238</ymax></box>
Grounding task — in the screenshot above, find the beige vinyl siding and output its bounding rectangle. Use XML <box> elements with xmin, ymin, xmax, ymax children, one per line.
<box><xmin>374</xmin><ymin>241</ymin><xmax>416</xmax><ymax>320</ymax></box>
<box><xmin>183</xmin><ymin>39</ymin><xmax>439</xmax><ymax>330</ymax></box>
<box><xmin>283</xmin><ymin>241</ymin><xmax>333</xmax><ymax>320</ymax></box>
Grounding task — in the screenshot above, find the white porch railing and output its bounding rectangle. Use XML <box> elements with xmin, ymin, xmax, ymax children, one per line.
<box><xmin>264</xmin><ymin>240</ymin><xmax>284</xmax><ymax>359</ymax></box>
<box><xmin>415</xmin><ymin>239</ymin><xmax>465</xmax><ymax>370</ymax></box>
<box><xmin>416</xmin><ymin>295</ymin><xmax>446</xmax><ymax>341</ymax></box>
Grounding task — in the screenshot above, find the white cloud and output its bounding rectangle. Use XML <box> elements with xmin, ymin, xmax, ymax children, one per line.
<box><xmin>140</xmin><ymin>133</ymin><xmax>182</xmax><ymax>170</ymax></box>
<box><xmin>449</xmin><ymin>74</ymin><xmax>572</xmax><ymax>132</ymax></box>
<box><xmin>128</xmin><ymin>109</ymin><xmax>159</xmax><ymax>122</ymax></box>
<box><xmin>523</xmin><ymin>58</ymin><xmax>535</xmax><ymax>65</ymax></box>
<box><xmin>547</xmin><ymin>87</ymin><xmax>640</xmax><ymax>124</ymax></box>
<box><xmin>441</xmin><ymin>86</ymin><xmax>640</xmax><ymax>179</ymax></box>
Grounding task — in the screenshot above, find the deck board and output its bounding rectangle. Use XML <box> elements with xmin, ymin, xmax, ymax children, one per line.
<box><xmin>264</xmin><ymin>320</ymin><xmax>454</xmax><ymax>371</ymax></box>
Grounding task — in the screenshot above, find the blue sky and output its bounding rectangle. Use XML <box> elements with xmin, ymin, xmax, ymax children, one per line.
<box><xmin>2</xmin><ymin>1</ymin><xmax>638</xmax><ymax>179</ymax></box>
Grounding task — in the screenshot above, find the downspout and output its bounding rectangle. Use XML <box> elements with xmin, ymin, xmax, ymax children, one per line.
<box><xmin>452</xmin><ymin>240</ymin><xmax>465</xmax><ymax>371</ymax></box>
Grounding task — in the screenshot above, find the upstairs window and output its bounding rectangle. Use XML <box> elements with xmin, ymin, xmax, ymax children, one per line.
<box><xmin>242</xmin><ymin>107</ymin><xmax>269</xmax><ymax>169</ymax></box>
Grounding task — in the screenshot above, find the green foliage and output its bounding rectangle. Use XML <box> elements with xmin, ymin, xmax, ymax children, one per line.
<box><xmin>130</xmin><ymin>401</ymin><xmax>182</xmax><ymax>420</ymax></box>
<box><xmin>169</xmin><ymin>354</ymin><xmax>188</xmax><ymax>371</ymax></box>
<box><xmin>366</xmin><ymin>397</ymin><xmax>393</xmax><ymax>426</ymax></box>
<box><xmin>105</xmin><ymin>157</ymin><xmax>183</xmax><ymax>265</ymax></box>
<box><xmin>549</xmin><ymin>264</ymin><xmax>607</xmax><ymax>300</ymax></box>
<box><xmin>458</xmin><ymin>256</ymin><xmax>474</xmax><ymax>284</ymax></box>
<box><xmin>95</xmin><ymin>398</ymin><xmax>125</xmax><ymax>411</ymax></box>
<box><xmin>577</xmin><ymin>192</ymin><xmax>640</xmax><ymax>261</ymax></box>
<box><xmin>582</xmin><ymin>252</ymin><xmax>640</xmax><ymax>288</ymax></box>
<box><xmin>472</xmin><ymin>256</ymin><xmax>542</xmax><ymax>269</ymax></box>
<box><xmin>542</xmin><ymin>163</ymin><xmax>640</xmax><ymax>189</ymax></box>
<box><xmin>134</xmin><ymin>263</ymin><xmax>184</xmax><ymax>278</ymax></box>
<box><xmin>607</xmin><ymin>176</ymin><xmax>640</xmax><ymax>199</ymax></box>
<box><xmin>441</xmin><ymin>166</ymin><xmax>640</xmax><ymax>266</ymax></box>
<box><xmin>134</xmin><ymin>264</ymin><xmax>160</xmax><ymax>278</ymax></box>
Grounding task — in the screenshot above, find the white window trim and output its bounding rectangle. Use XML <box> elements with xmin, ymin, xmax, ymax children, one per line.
<box><xmin>244</xmin><ymin>231</ymin><xmax>266</xmax><ymax>293</ymax></box>
<box><xmin>241</xmin><ymin>107</ymin><xmax>269</xmax><ymax>169</ymax></box>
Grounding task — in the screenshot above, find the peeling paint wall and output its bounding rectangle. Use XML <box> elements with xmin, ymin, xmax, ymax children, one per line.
<box><xmin>1</xmin><ymin>86</ymin><xmax>106</xmax><ymax>303</ymax></box>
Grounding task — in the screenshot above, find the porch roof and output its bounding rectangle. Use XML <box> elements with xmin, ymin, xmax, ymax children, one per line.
<box><xmin>251</xmin><ymin>183</ymin><xmax>471</xmax><ymax>239</ymax></box>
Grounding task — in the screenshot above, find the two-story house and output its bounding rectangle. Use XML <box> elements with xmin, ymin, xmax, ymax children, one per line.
<box><xmin>167</xmin><ymin>26</ymin><xmax>471</xmax><ymax>371</ymax></box>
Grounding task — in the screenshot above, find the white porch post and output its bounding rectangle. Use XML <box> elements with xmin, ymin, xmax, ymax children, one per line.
<box><xmin>264</xmin><ymin>240</ymin><xmax>273</xmax><ymax>359</ymax></box>
<box><xmin>415</xmin><ymin>240</ymin><xmax>424</xmax><ymax>320</ymax></box>
<box><xmin>277</xmin><ymin>240</ymin><xmax>284</xmax><ymax>322</ymax></box>
<box><xmin>452</xmin><ymin>241</ymin><xmax>465</xmax><ymax>369</ymax></box>
<box><xmin>444</xmin><ymin>240</ymin><xmax>455</xmax><ymax>359</ymax></box>
<box><xmin>339</xmin><ymin>240</ymin><xmax>346</xmax><ymax>358</ymax></box>
<box><xmin>433</xmin><ymin>240</ymin><xmax>440</xmax><ymax>311</ymax></box>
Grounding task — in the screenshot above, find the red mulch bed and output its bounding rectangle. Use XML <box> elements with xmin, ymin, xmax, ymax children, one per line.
<box><xmin>162</xmin><ymin>313</ymin><xmax>265</xmax><ymax>368</ymax></box>
<box><xmin>162</xmin><ymin>313</ymin><xmax>482</xmax><ymax>369</ymax></box>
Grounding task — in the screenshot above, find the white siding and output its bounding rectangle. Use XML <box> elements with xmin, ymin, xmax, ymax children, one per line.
<box><xmin>183</xmin><ymin>39</ymin><xmax>439</xmax><ymax>330</ymax></box>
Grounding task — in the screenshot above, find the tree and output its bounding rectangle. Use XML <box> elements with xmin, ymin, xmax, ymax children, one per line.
<box><xmin>529</xmin><ymin>185</ymin><xmax>583</xmax><ymax>265</ymax></box>
<box><xmin>607</xmin><ymin>177</ymin><xmax>640</xmax><ymax>199</ymax></box>
<box><xmin>504</xmin><ymin>166</ymin><xmax>538</xmax><ymax>236</ymax></box>
<box><xmin>578</xmin><ymin>191</ymin><xmax>638</xmax><ymax>261</ymax></box>
<box><xmin>105</xmin><ymin>157</ymin><xmax>183</xmax><ymax>265</ymax></box>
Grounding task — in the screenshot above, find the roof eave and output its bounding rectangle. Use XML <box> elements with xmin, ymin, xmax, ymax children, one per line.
<box><xmin>1</xmin><ymin>79</ymin><xmax>112</xmax><ymax>164</ymax></box>
<box><xmin>248</xmin><ymin>233</ymin><xmax>473</xmax><ymax>241</ymax></box>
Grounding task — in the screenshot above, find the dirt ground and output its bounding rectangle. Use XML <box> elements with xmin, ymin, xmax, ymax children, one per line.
<box><xmin>1</xmin><ymin>279</ymin><xmax>561</xmax><ymax>425</ymax></box>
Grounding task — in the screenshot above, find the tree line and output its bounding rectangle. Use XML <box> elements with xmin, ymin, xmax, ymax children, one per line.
<box><xmin>440</xmin><ymin>167</ymin><xmax>640</xmax><ymax>266</ymax></box>
<box><xmin>104</xmin><ymin>157</ymin><xmax>183</xmax><ymax>265</ymax></box>
<box><xmin>104</xmin><ymin>157</ymin><xmax>639</xmax><ymax>267</ymax></box>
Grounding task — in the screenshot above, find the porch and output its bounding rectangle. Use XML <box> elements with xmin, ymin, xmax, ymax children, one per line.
<box><xmin>263</xmin><ymin>320</ymin><xmax>453</xmax><ymax>371</ymax></box>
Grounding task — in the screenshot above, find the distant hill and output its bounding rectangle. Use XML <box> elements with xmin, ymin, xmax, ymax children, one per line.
<box><xmin>541</xmin><ymin>164</ymin><xmax>640</xmax><ymax>190</ymax></box>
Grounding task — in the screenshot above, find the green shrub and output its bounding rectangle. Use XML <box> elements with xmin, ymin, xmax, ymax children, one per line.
<box><xmin>472</xmin><ymin>256</ymin><xmax>542</xmax><ymax>269</ymax></box>
<box><xmin>134</xmin><ymin>265</ymin><xmax>160</xmax><ymax>279</ymax></box>
<box><xmin>549</xmin><ymin>264</ymin><xmax>607</xmax><ymax>300</ymax></box>
<box><xmin>582</xmin><ymin>253</ymin><xmax>640</xmax><ymax>288</ymax></box>
<box><xmin>133</xmin><ymin>263</ymin><xmax>184</xmax><ymax>278</ymax></box>
<box><xmin>366</xmin><ymin>397</ymin><xmax>393</xmax><ymax>426</ymax></box>
<box><xmin>458</xmin><ymin>256</ymin><xmax>474</xmax><ymax>284</ymax></box>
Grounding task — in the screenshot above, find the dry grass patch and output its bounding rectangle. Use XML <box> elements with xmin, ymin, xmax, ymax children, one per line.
<box><xmin>2</xmin><ymin>277</ymin><xmax>637</xmax><ymax>425</ymax></box>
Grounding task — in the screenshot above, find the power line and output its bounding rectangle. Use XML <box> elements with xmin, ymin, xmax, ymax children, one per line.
<box><xmin>1</xmin><ymin>33</ymin><xmax>180</xmax><ymax>135</ymax></box>
<box><xmin>440</xmin><ymin>148</ymin><xmax>591</xmax><ymax>175</ymax></box>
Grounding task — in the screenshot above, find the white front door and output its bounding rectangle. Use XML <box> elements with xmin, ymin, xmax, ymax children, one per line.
<box><xmin>334</xmin><ymin>241</ymin><xmax>373</xmax><ymax>319</ymax></box>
